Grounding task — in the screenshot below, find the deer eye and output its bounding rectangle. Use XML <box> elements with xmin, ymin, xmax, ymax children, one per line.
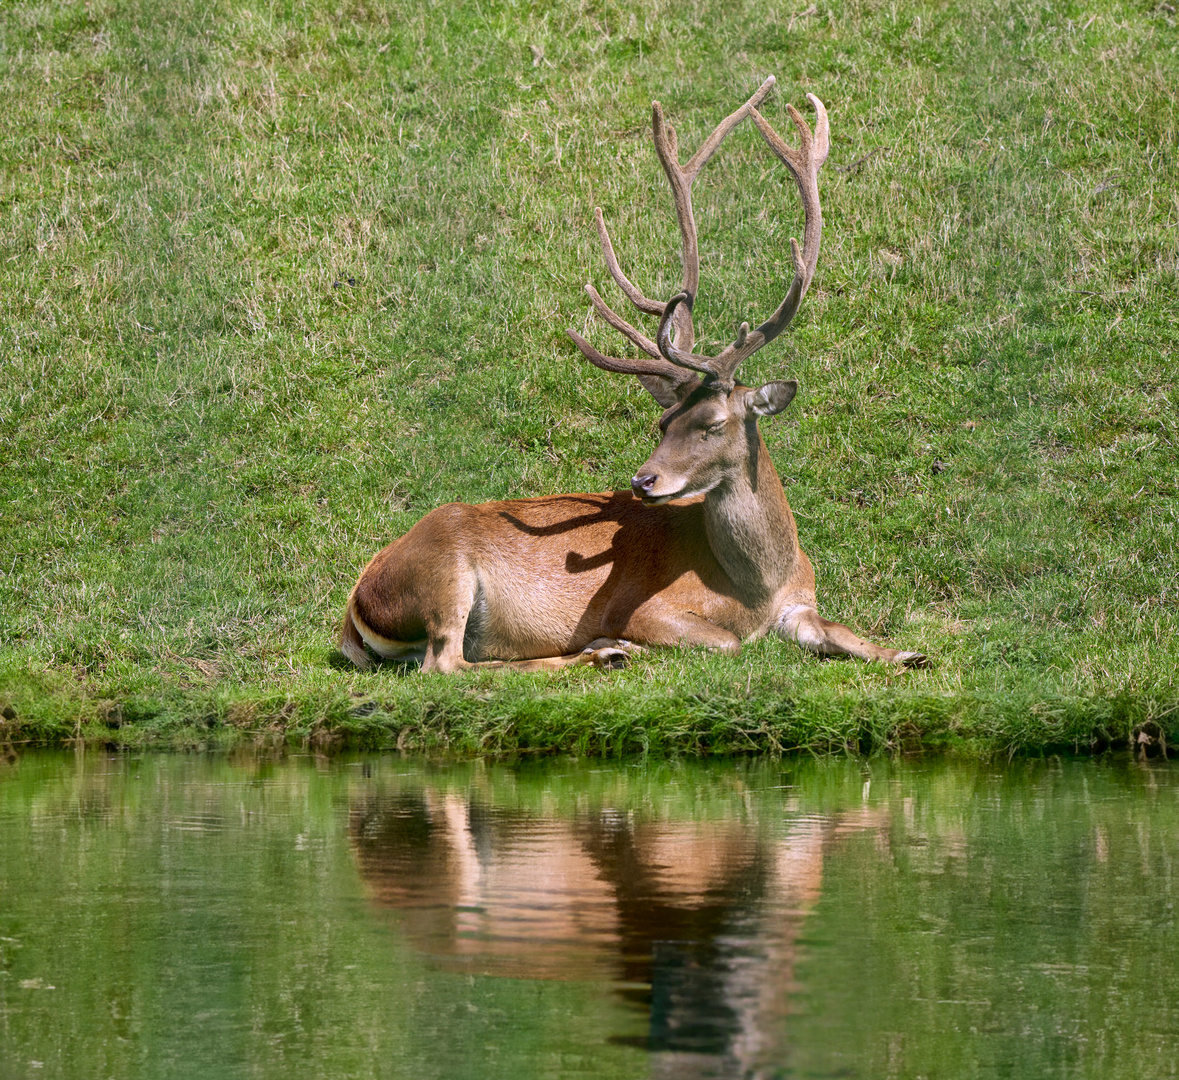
<box><xmin>703</xmin><ymin>420</ymin><xmax>727</xmax><ymax>438</ymax></box>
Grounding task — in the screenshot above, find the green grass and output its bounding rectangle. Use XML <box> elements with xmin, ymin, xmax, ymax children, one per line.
<box><xmin>1</xmin><ymin>0</ymin><xmax>1176</xmax><ymax>755</ymax></box>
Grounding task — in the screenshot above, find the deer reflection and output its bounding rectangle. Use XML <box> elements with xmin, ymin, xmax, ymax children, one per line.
<box><xmin>350</xmin><ymin>786</ymin><xmax>883</xmax><ymax>1070</ymax></box>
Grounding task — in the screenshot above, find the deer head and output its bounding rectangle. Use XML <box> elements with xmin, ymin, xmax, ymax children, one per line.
<box><xmin>628</xmin><ymin>375</ymin><xmax>799</xmax><ymax>504</ymax></box>
<box><xmin>566</xmin><ymin>79</ymin><xmax>828</xmax><ymax>504</ymax></box>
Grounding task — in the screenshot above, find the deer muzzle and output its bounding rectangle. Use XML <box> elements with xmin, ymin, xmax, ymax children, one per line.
<box><xmin>632</xmin><ymin>472</ymin><xmax>659</xmax><ymax>498</ymax></box>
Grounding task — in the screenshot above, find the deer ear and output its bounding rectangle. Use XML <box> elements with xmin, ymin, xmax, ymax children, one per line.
<box><xmin>638</xmin><ymin>373</ymin><xmax>698</xmax><ymax>409</ymax></box>
<box><xmin>747</xmin><ymin>380</ymin><xmax>798</xmax><ymax>417</ymax></box>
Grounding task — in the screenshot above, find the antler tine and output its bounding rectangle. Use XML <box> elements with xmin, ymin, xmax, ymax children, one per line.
<box><xmin>592</xmin><ymin>208</ymin><xmax>665</xmax><ymax>316</ymax></box>
<box><xmin>650</xmin><ymin>100</ymin><xmax>697</xmax><ymax>352</ymax></box>
<box><xmin>749</xmin><ymin>94</ymin><xmax>828</xmax><ymax>296</ymax></box>
<box><xmin>682</xmin><ymin>75</ymin><xmax>776</xmax><ymax>183</ymax></box>
<box><xmin>651</xmin><ymin>76</ymin><xmax>778</xmax><ymax>354</ymax></box>
<box><xmin>585</xmin><ymin>284</ymin><xmax>661</xmax><ymax>358</ymax></box>
<box><xmin>570</xmin><ymin>79</ymin><xmax>798</xmax><ymax>393</ymax></box>
<box><xmin>655</xmin><ymin>292</ymin><xmax>729</xmax><ymax>379</ymax></box>
<box><xmin>565</xmin><ymin>328</ymin><xmax>692</xmax><ymax>384</ymax></box>
<box><xmin>663</xmin><ymin>93</ymin><xmax>827</xmax><ymax>387</ymax></box>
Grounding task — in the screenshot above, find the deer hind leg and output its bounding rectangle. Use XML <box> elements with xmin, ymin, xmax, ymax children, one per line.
<box><xmin>779</xmin><ymin>605</ymin><xmax>928</xmax><ymax>668</ymax></box>
<box><xmin>425</xmin><ymin>573</ymin><xmax>638</xmax><ymax>673</ymax></box>
<box><xmin>345</xmin><ymin>555</ymin><xmax>639</xmax><ymax>673</ymax></box>
<box><xmin>339</xmin><ymin>563</ymin><xmax>476</xmax><ymax>673</ymax></box>
<box><xmin>418</xmin><ymin>567</ymin><xmax>485</xmax><ymax>673</ymax></box>
<box><xmin>345</xmin><ymin>591</ymin><xmax>638</xmax><ymax>673</ymax></box>
<box><xmin>426</xmin><ymin>638</ymin><xmax>640</xmax><ymax>673</ymax></box>
<box><xmin>467</xmin><ymin>639</ymin><xmax>639</xmax><ymax>674</ymax></box>
<box><xmin>417</xmin><ymin>574</ymin><xmax>636</xmax><ymax>673</ymax></box>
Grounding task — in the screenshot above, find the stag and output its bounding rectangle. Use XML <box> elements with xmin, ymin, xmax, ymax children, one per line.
<box><xmin>340</xmin><ymin>76</ymin><xmax>926</xmax><ymax>672</ymax></box>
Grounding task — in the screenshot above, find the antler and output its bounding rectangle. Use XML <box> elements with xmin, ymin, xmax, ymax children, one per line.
<box><xmin>566</xmin><ymin>76</ymin><xmax>777</xmax><ymax>389</ymax></box>
<box><xmin>657</xmin><ymin>94</ymin><xmax>829</xmax><ymax>389</ymax></box>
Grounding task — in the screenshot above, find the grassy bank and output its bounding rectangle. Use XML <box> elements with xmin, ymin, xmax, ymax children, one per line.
<box><xmin>2</xmin><ymin>0</ymin><xmax>1177</xmax><ymax>755</ymax></box>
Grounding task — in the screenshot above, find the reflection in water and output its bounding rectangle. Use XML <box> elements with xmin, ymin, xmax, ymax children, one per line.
<box><xmin>4</xmin><ymin>752</ymin><xmax>1179</xmax><ymax>1080</ymax></box>
<box><xmin>350</xmin><ymin>782</ymin><xmax>884</xmax><ymax>1073</ymax></box>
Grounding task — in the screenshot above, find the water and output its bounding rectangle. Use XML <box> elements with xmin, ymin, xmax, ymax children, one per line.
<box><xmin>1</xmin><ymin>751</ymin><xmax>1177</xmax><ymax>1079</ymax></box>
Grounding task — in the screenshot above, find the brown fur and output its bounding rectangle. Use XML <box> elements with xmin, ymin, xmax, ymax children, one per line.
<box><xmin>344</xmin><ymin>491</ymin><xmax>739</xmax><ymax>672</ymax></box>
<box><xmin>341</xmin><ymin>408</ymin><xmax>925</xmax><ymax>672</ymax></box>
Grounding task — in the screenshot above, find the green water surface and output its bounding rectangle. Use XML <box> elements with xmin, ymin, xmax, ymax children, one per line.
<box><xmin>1</xmin><ymin>751</ymin><xmax>1176</xmax><ymax>1079</ymax></box>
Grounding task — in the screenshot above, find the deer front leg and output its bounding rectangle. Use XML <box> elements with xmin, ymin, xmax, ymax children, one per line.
<box><xmin>778</xmin><ymin>605</ymin><xmax>928</xmax><ymax>668</ymax></box>
<box><xmin>618</xmin><ymin>606</ymin><xmax>743</xmax><ymax>654</ymax></box>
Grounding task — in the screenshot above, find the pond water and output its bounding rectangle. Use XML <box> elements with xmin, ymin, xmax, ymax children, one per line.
<box><xmin>1</xmin><ymin>750</ymin><xmax>1177</xmax><ymax>1079</ymax></box>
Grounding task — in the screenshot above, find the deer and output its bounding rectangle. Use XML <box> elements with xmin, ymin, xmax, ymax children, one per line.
<box><xmin>339</xmin><ymin>75</ymin><xmax>927</xmax><ymax>673</ymax></box>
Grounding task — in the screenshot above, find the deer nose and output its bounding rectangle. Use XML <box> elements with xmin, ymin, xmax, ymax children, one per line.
<box><xmin>632</xmin><ymin>473</ymin><xmax>658</xmax><ymax>495</ymax></box>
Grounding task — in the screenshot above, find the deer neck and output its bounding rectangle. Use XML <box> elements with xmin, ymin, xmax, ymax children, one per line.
<box><xmin>702</xmin><ymin>434</ymin><xmax>798</xmax><ymax>604</ymax></box>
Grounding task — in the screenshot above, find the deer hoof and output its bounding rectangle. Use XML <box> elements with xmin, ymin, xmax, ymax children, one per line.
<box><xmin>895</xmin><ymin>650</ymin><xmax>931</xmax><ymax>669</ymax></box>
<box><xmin>580</xmin><ymin>639</ymin><xmax>632</xmax><ymax>670</ymax></box>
